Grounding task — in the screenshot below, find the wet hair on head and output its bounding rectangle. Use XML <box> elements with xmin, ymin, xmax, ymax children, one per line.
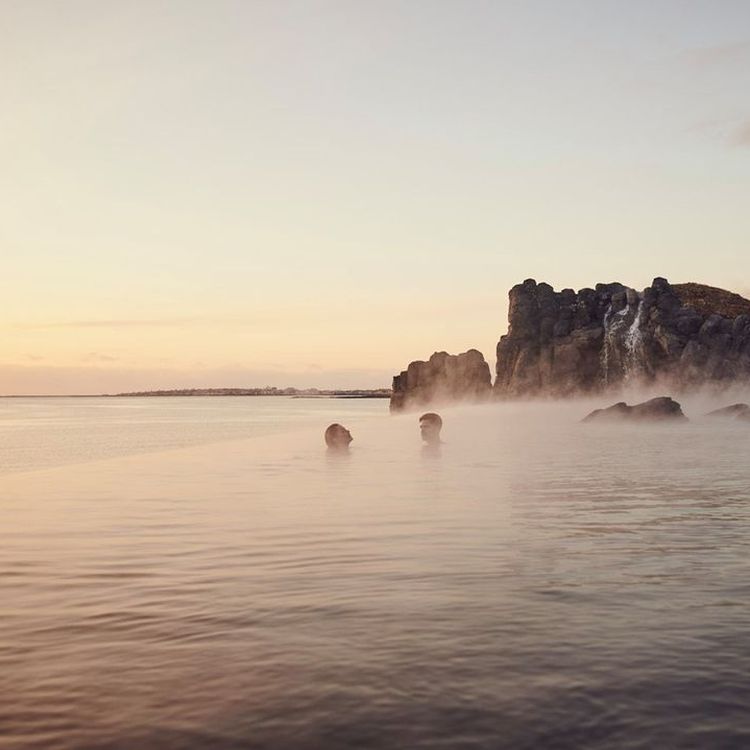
<box><xmin>419</xmin><ymin>412</ymin><xmax>443</xmax><ymax>428</ymax></box>
<box><xmin>325</xmin><ymin>423</ymin><xmax>350</xmax><ymax>448</ymax></box>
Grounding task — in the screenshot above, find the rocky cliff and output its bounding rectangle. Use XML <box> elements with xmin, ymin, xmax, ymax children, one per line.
<box><xmin>390</xmin><ymin>349</ymin><xmax>492</xmax><ymax>412</ymax></box>
<box><xmin>495</xmin><ymin>277</ymin><xmax>750</xmax><ymax>397</ymax></box>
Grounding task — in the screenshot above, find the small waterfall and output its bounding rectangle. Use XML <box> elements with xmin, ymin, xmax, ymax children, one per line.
<box><xmin>601</xmin><ymin>304</ymin><xmax>629</xmax><ymax>386</ymax></box>
<box><xmin>623</xmin><ymin>297</ymin><xmax>644</xmax><ymax>381</ymax></box>
<box><xmin>601</xmin><ymin>291</ymin><xmax>643</xmax><ymax>388</ymax></box>
<box><xmin>601</xmin><ymin>305</ymin><xmax>613</xmax><ymax>386</ymax></box>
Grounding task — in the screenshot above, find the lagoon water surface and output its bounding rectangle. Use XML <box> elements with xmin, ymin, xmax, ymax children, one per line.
<box><xmin>2</xmin><ymin>396</ymin><xmax>750</xmax><ymax>749</ymax></box>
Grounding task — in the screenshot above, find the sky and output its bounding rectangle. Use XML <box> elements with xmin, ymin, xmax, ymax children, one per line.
<box><xmin>2</xmin><ymin>0</ymin><xmax>749</xmax><ymax>394</ymax></box>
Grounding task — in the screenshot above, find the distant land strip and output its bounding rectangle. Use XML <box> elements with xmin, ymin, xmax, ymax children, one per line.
<box><xmin>112</xmin><ymin>387</ymin><xmax>392</xmax><ymax>398</ymax></box>
<box><xmin>1</xmin><ymin>388</ymin><xmax>392</xmax><ymax>399</ymax></box>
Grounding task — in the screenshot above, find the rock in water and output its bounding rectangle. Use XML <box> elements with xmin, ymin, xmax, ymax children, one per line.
<box><xmin>495</xmin><ymin>277</ymin><xmax>750</xmax><ymax>397</ymax></box>
<box><xmin>390</xmin><ymin>349</ymin><xmax>492</xmax><ymax>412</ymax></box>
<box><xmin>583</xmin><ymin>396</ymin><xmax>687</xmax><ymax>423</ymax></box>
<box><xmin>706</xmin><ymin>403</ymin><xmax>750</xmax><ymax>421</ymax></box>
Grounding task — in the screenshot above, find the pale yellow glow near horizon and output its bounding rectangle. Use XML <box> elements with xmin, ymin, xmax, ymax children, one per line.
<box><xmin>2</xmin><ymin>2</ymin><xmax>750</xmax><ymax>394</ymax></box>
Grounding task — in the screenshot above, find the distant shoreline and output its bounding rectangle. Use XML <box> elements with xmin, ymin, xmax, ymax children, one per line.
<box><xmin>1</xmin><ymin>388</ymin><xmax>392</xmax><ymax>399</ymax></box>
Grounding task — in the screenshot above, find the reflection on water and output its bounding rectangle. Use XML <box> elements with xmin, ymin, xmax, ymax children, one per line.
<box><xmin>421</xmin><ymin>442</ymin><xmax>443</xmax><ymax>459</ymax></box>
<box><xmin>2</xmin><ymin>399</ymin><xmax>750</xmax><ymax>749</ymax></box>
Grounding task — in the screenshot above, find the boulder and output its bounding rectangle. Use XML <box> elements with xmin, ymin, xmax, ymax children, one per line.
<box><xmin>583</xmin><ymin>396</ymin><xmax>687</xmax><ymax>423</ymax></box>
<box><xmin>390</xmin><ymin>349</ymin><xmax>492</xmax><ymax>412</ymax></box>
<box><xmin>706</xmin><ymin>403</ymin><xmax>750</xmax><ymax>421</ymax></box>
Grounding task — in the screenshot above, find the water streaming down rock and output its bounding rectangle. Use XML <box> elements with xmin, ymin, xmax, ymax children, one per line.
<box><xmin>624</xmin><ymin>297</ymin><xmax>645</xmax><ymax>383</ymax></box>
<box><xmin>601</xmin><ymin>304</ymin><xmax>614</xmax><ymax>387</ymax></box>
<box><xmin>602</xmin><ymin>293</ymin><xmax>647</xmax><ymax>386</ymax></box>
<box><xmin>601</xmin><ymin>303</ymin><xmax>630</xmax><ymax>387</ymax></box>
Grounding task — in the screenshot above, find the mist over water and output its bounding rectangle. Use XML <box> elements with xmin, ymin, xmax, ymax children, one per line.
<box><xmin>2</xmin><ymin>396</ymin><xmax>750</xmax><ymax>749</ymax></box>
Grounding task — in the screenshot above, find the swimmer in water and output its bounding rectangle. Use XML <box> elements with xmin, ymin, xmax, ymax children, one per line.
<box><xmin>324</xmin><ymin>423</ymin><xmax>353</xmax><ymax>451</ymax></box>
<box><xmin>419</xmin><ymin>412</ymin><xmax>443</xmax><ymax>446</ymax></box>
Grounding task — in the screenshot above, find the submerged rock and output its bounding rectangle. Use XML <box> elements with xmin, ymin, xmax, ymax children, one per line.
<box><xmin>583</xmin><ymin>396</ymin><xmax>687</xmax><ymax>423</ymax></box>
<box><xmin>706</xmin><ymin>403</ymin><xmax>750</xmax><ymax>421</ymax></box>
<box><xmin>495</xmin><ymin>277</ymin><xmax>750</xmax><ymax>397</ymax></box>
<box><xmin>390</xmin><ymin>349</ymin><xmax>492</xmax><ymax>412</ymax></box>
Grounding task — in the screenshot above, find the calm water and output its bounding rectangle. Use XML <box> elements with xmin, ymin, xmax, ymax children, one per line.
<box><xmin>0</xmin><ymin>397</ymin><xmax>387</xmax><ymax>475</ymax></box>
<box><xmin>2</xmin><ymin>396</ymin><xmax>750</xmax><ymax>749</ymax></box>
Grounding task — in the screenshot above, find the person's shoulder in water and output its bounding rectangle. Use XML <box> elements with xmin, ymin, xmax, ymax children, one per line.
<box><xmin>325</xmin><ymin>423</ymin><xmax>353</xmax><ymax>451</ymax></box>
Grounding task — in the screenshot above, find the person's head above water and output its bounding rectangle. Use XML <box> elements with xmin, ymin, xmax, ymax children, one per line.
<box><xmin>325</xmin><ymin>423</ymin><xmax>353</xmax><ymax>450</ymax></box>
<box><xmin>419</xmin><ymin>412</ymin><xmax>443</xmax><ymax>445</ymax></box>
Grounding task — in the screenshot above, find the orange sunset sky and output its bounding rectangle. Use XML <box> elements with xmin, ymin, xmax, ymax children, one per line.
<box><xmin>3</xmin><ymin>1</ymin><xmax>749</xmax><ymax>394</ymax></box>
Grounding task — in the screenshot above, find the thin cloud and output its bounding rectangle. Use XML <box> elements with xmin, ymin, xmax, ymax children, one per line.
<box><xmin>81</xmin><ymin>352</ymin><xmax>119</xmax><ymax>363</ymax></box>
<box><xmin>16</xmin><ymin>318</ymin><xmax>200</xmax><ymax>330</ymax></box>
<box><xmin>690</xmin><ymin>118</ymin><xmax>750</xmax><ymax>149</ymax></box>
<box><xmin>684</xmin><ymin>41</ymin><xmax>750</xmax><ymax>67</ymax></box>
<box><xmin>732</xmin><ymin>121</ymin><xmax>750</xmax><ymax>147</ymax></box>
<box><xmin>10</xmin><ymin>315</ymin><xmax>268</xmax><ymax>331</ymax></box>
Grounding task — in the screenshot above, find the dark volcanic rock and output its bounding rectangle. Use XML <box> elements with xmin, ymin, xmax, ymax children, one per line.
<box><xmin>706</xmin><ymin>403</ymin><xmax>750</xmax><ymax>421</ymax></box>
<box><xmin>583</xmin><ymin>396</ymin><xmax>687</xmax><ymax>423</ymax></box>
<box><xmin>390</xmin><ymin>349</ymin><xmax>492</xmax><ymax>412</ymax></box>
<box><xmin>495</xmin><ymin>277</ymin><xmax>750</xmax><ymax>397</ymax></box>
